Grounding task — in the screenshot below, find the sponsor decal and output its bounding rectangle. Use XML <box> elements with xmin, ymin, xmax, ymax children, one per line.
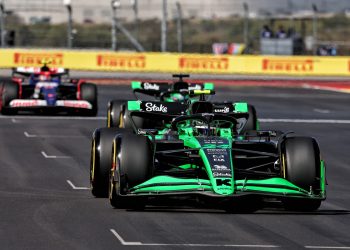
<box><xmin>36</xmin><ymin>82</ymin><xmax>59</xmax><ymax>88</ymax></box>
<box><xmin>262</xmin><ymin>59</ymin><xmax>314</xmax><ymax>72</ymax></box>
<box><xmin>179</xmin><ymin>57</ymin><xmax>229</xmax><ymax>70</ymax></box>
<box><xmin>214</xmin><ymin>107</ymin><xmax>230</xmax><ymax>113</ymax></box>
<box><xmin>143</xmin><ymin>82</ymin><xmax>160</xmax><ymax>90</ymax></box>
<box><xmin>10</xmin><ymin>100</ymin><xmax>45</xmax><ymax>107</ymax></box>
<box><xmin>201</xmin><ymin>138</ymin><xmax>226</xmax><ymax>145</ymax></box>
<box><xmin>14</xmin><ymin>53</ymin><xmax>64</xmax><ymax>66</ymax></box>
<box><xmin>198</xmin><ymin>137</ymin><xmax>232</xmax><ymax>178</ymax></box>
<box><xmin>213</xmin><ymin>164</ymin><xmax>228</xmax><ymax>170</ymax></box>
<box><xmin>97</xmin><ymin>54</ymin><xmax>145</xmax><ymax>69</ymax></box>
<box><xmin>144</xmin><ymin>102</ymin><xmax>167</xmax><ymax>112</ymax></box>
<box><xmin>213</xmin><ymin>172</ymin><xmax>233</xmax><ymax>177</ymax></box>
<box><xmin>213</xmin><ymin>155</ymin><xmax>225</xmax><ymax>162</ymax></box>
<box><xmin>60</xmin><ymin>100</ymin><xmax>92</xmax><ymax>109</ymax></box>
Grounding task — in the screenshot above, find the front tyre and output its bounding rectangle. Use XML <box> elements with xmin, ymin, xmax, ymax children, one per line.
<box><xmin>280</xmin><ymin>136</ymin><xmax>323</xmax><ymax>211</ymax></box>
<box><xmin>107</xmin><ymin>100</ymin><xmax>126</xmax><ymax>128</ymax></box>
<box><xmin>80</xmin><ymin>83</ymin><xmax>98</xmax><ymax>116</ymax></box>
<box><xmin>241</xmin><ymin>104</ymin><xmax>258</xmax><ymax>132</ymax></box>
<box><xmin>1</xmin><ymin>82</ymin><xmax>19</xmax><ymax>115</ymax></box>
<box><xmin>109</xmin><ymin>132</ymin><xmax>153</xmax><ymax>209</ymax></box>
<box><xmin>90</xmin><ymin>127</ymin><xmax>122</xmax><ymax>198</ymax></box>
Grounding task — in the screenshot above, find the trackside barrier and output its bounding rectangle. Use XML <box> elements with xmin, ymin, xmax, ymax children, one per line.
<box><xmin>0</xmin><ymin>49</ymin><xmax>350</xmax><ymax>76</ymax></box>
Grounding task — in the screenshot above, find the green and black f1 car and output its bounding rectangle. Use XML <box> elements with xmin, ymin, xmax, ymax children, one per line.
<box><xmin>107</xmin><ymin>75</ymin><xmax>259</xmax><ymax>131</ymax></box>
<box><xmin>91</xmin><ymin>100</ymin><xmax>326</xmax><ymax>212</ymax></box>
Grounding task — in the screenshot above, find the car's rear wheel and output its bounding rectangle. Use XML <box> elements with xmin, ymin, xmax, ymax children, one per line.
<box><xmin>1</xmin><ymin>82</ymin><xmax>18</xmax><ymax>115</ymax></box>
<box><xmin>280</xmin><ymin>136</ymin><xmax>322</xmax><ymax>211</ymax></box>
<box><xmin>122</xmin><ymin>109</ymin><xmax>145</xmax><ymax>130</ymax></box>
<box><xmin>109</xmin><ymin>132</ymin><xmax>153</xmax><ymax>209</ymax></box>
<box><xmin>241</xmin><ymin>104</ymin><xmax>258</xmax><ymax>133</ymax></box>
<box><xmin>107</xmin><ymin>100</ymin><xmax>126</xmax><ymax>128</ymax></box>
<box><xmin>80</xmin><ymin>83</ymin><xmax>97</xmax><ymax>116</ymax></box>
<box><xmin>90</xmin><ymin>127</ymin><xmax>122</xmax><ymax>198</ymax></box>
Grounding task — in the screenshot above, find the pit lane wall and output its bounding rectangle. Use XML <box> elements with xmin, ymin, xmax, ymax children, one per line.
<box><xmin>0</xmin><ymin>49</ymin><xmax>350</xmax><ymax>76</ymax></box>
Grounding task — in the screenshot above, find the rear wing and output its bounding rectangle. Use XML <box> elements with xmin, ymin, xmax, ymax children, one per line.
<box><xmin>127</xmin><ymin>100</ymin><xmax>187</xmax><ymax>115</ymax></box>
<box><xmin>188</xmin><ymin>82</ymin><xmax>214</xmax><ymax>91</ymax></box>
<box><xmin>127</xmin><ymin>100</ymin><xmax>248</xmax><ymax>116</ymax></box>
<box><xmin>12</xmin><ymin>67</ymin><xmax>69</xmax><ymax>77</ymax></box>
<box><xmin>126</xmin><ymin>100</ymin><xmax>187</xmax><ymax>131</ymax></box>
<box><xmin>131</xmin><ymin>81</ymin><xmax>170</xmax><ymax>97</ymax></box>
<box><xmin>127</xmin><ymin>100</ymin><xmax>249</xmax><ymax>133</ymax></box>
<box><xmin>131</xmin><ymin>81</ymin><xmax>215</xmax><ymax>97</ymax></box>
<box><xmin>212</xmin><ymin>102</ymin><xmax>248</xmax><ymax>114</ymax></box>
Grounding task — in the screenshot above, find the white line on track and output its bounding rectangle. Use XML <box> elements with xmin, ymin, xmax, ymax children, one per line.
<box><xmin>24</xmin><ymin>131</ymin><xmax>37</xmax><ymax>138</ymax></box>
<box><xmin>11</xmin><ymin>118</ymin><xmax>20</xmax><ymax>123</ymax></box>
<box><xmin>66</xmin><ymin>180</ymin><xmax>90</xmax><ymax>190</ymax></box>
<box><xmin>41</xmin><ymin>151</ymin><xmax>71</xmax><ymax>159</ymax></box>
<box><xmin>313</xmin><ymin>109</ymin><xmax>330</xmax><ymax>114</ymax></box>
<box><xmin>305</xmin><ymin>246</ymin><xmax>350</xmax><ymax>249</ymax></box>
<box><xmin>110</xmin><ymin>229</ymin><xmax>279</xmax><ymax>247</ymax></box>
<box><xmin>260</xmin><ymin>119</ymin><xmax>350</xmax><ymax>124</ymax></box>
<box><xmin>24</xmin><ymin>131</ymin><xmax>84</xmax><ymax>138</ymax></box>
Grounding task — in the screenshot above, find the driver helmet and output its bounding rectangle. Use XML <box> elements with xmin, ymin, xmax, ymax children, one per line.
<box><xmin>169</xmin><ymin>93</ymin><xmax>186</xmax><ymax>102</ymax></box>
<box><xmin>173</xmin><ymin>81</ymin><xmax>189</xmax><ymax>91</ymax></box>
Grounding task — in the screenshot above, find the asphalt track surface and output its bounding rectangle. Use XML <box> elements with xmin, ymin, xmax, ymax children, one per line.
<box><xmin>0</xmin><ymin>84</ymin><xmax>350</xmax><ymax>249</ymax></box>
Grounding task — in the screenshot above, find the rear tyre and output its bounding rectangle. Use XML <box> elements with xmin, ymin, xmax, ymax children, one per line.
<box><xmin>80</xmin><ymin>83</ymin><xmax>98</xmax><ymax>116</ymax></box>
<box><xmin>280</xmin><ymin>136</ymin><xmax>322</xmax><ymax>211</ymax></box>
<box><xmin>1</xmin><ymin>82</ymin><xmax>18</xmax><ymax>115</ymax></box>
<box><xmin>241</xmin><ymin>104</ymin><xmax>257</xmax><ymax>133</ymax></box>
<box><xmin>90</xmin><ymin>127</ymin><xmax>122</xmax><ymax>198</ymax></box>
<box><xmin>107</xmin><ymin>100</ymin><xmax>126</xmax><ymax>128</ymax></box>
<box><xmin>109</xmin><ymin>132</ymin><xmax>153</xmax><ymax>209</ymax></box>
<box><xmin>122</xmin><ymin>109</ymin><xmax>144</xmax><ymax>130</ymax></box>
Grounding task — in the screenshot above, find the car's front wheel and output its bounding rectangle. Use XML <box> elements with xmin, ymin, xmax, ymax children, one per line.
<box><xmin>280</xmin><ymin>136</ymin><xmax>323</xmax><ymax>211</ymax></box>
<box><xmin>109</xmin><ymin>132</ymin><xmax>153</xmax><ymax>209</ymax></box>
<box><xmin>241</xmin><ymin>104</ymin><xmax>258</xmax><ymax>132</ymax></box>
<box><xmin>1</xmin><ymin>82</ymin><xmax>18</xmax><ymax>115</ymax></box>
<box><xmin>80</xmin><ymin>83</ymin><xmax>97</xmax><ymax>116</ymax></box>
<box><xmin>90</xmin><ymin>127</ymin><xmax>122</xmax><ymax>198</ymax></box>
<box><xmin>107</xmin><ymin>100</ymin><xmax>126</xmax><ymax>128</ymax></box>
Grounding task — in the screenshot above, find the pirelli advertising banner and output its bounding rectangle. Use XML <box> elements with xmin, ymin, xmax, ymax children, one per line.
<box><xmin>0</xmin><ymin>49</ymin><xmax>350</xmax><ymax>76</ymax></box>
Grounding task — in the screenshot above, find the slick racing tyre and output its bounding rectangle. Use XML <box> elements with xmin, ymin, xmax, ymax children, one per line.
<box><xmin>122</xmin><ymin>109</ymin><xmax>145</xmax><ymax>130</ymax></box>
<box><xmin>109</xmin><ymin>132</ymin><xmax>153</xmax><ymax>209</ymax></box>
<box><xmin>80</xmin><ymin>83</ymin><xmax>98</xmax><ymax>116</ymax></box>
<box><xmin>241</xmin><ymin>104</ymin><xmax>258</xmax><ymax>133</ymax></box>
<box><xmin>107</xmin><ymin>100</ymin><xmax>126</xmax><ymax>128</ymax></box>
<box><xmin>280</xmin><ymin>136</ymin><xmax>322</xmax><ymax>211</ymax></box>
<box><xmin>90</xmin><ymin>127</ymin><xmax>122</xmax><ymax>198</ymax></box>
<box><xmin>1</xmin><ymin>82</ymin><xmax>18</xmax><ymax>115</ymax></box>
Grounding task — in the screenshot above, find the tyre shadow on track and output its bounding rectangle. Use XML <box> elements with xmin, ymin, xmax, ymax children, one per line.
<box><xmin>122</xmin><ymin>207</ymin><xmax>350</xmax><ymax>215</ymax></box>
<box><xmin>120</xmin><ymin>199</ymin><xmax>350</xmax><ymax>215</ymax></box>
